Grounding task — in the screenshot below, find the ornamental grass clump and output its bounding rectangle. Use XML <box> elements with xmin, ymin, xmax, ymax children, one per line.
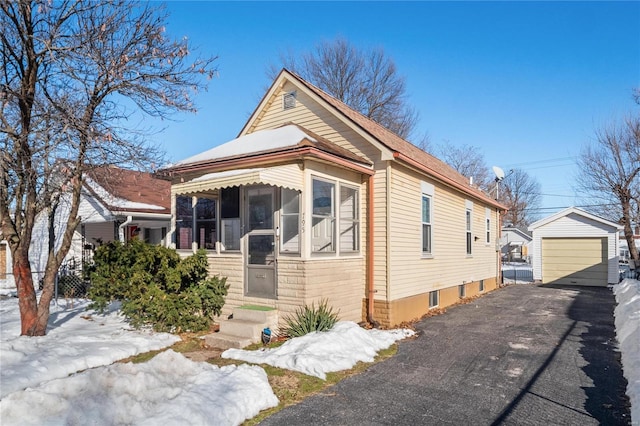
<box><xmin>283</xmin><ymin>299</ymin><xmax>339</xmax><ymax>338</ymax></box>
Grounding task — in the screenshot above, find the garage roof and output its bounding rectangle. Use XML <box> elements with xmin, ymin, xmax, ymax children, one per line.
<box><xmin>528</xmin><ymin>206</ymin><xmax>622</xmax><ymax>231</ymax></box>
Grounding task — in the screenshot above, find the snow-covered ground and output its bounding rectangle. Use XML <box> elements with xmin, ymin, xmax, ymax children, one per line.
<box><xmin>613</xmin><ymin>278</ymin><xmax>640</xmax><ymax>424</ymax></box>
<box><xmin>0</xmin><ymin>293</ymin><xmax>412</xmax><ymax>425</ymax></box>
<box><xmin>1</xmin><ymin>279</ymin><xmax>638</xmax><ymax>425</ymax></box>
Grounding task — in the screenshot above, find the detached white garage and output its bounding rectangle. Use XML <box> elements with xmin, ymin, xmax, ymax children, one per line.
<box><xmin>528</xmin><ymin>207</ymin><xmax>622</xmax><ymax>286</ymax></box>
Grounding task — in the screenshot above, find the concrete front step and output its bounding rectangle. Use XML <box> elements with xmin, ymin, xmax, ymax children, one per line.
<box><xmin>233</xmin><ymin>306</ymin><xmax>278</xmax><ymax>324</ymax></box>
<box><xmin>203</xmin><ymin>332</ymin><xmax>253</xmax><ymax>350</ymax></box>
<box><xmin>218</xmin><ymin>318</ymin><xmax>266</xmax><ymax>340</ymax></box>
<box><xmin>204</xmin><ymin>306</ymin><xmax>279</xmax><ymax>350</ymax></box>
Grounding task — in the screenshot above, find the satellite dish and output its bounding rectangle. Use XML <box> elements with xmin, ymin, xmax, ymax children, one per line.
<box><xmin>492</xmin><ymin>166</ymin><xmax>505</xmax><ymax>181</ymax></box>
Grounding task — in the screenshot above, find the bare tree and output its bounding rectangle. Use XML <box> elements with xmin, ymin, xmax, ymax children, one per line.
<box><xmin>577</xmin><ymin>115</ymin><xmax>640</xmax><ymax>262</ymax></box>
<box><xmin>0</xmin><ymin>0</ymin><xmax>217</xmax><ymax>336</ymax></box>
<box><xmin>270</xmin><ymin>37</ymin><xmax>419</xmax><ymax>140</ymax></box>
<box><xmin>436</xmin><ymin>141</ymin><xmax>492</xmax><ymax>190</ymax></box>
<box><xmin>500</xmin><ymin>169</ymin><xmax>542</xmax><ymax>227</ymax></box>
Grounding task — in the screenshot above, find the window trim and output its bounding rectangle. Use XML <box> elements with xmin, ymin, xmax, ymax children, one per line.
<box><xmin>339</xmin><ymin>183</ymin><xmax>360</xmax><ymax>253</ymax></box>
<box><xmin>429</xmin><ymin>290</ymin><xmax>439</xmax><ymax>308</ymax></box>
<box><xmin>310</xmin><ymin>176</ymin><xmax>361</xmax><ymax>257</ymax></box>
<box><xmin>280</xmin><ymin>188</ymin><xmax>301</xmax><ymax>255</ymax></box>
<box><xmin>311</xmin><ymin>177</ymin><xmax>336</xmax><ymax>254</ymax></box>
<box><xmin>421</xmin><ymin>182</ymin><xmax>434</xmax><ymax>257</ymax></box>
<box><xmin>485</xmin><ymin>208</ymin><xmax>491</xmax><ymax>245</ymax></box>
<box><xmin>465</xmin><ymin>200</ymin><xmax>473</xmax><ymax>256</ymax></box>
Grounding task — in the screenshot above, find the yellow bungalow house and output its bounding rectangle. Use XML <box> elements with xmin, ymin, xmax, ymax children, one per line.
<box><xmin>158</xmin><ymin>69</ymin><xmax>505</xmax><ymax>343</ymax></box>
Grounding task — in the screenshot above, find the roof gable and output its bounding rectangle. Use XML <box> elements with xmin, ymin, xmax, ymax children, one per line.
<box><xmin>242</xmin><ymin>69</ymin><xmax>504</xmax><ymax>209</ymax></box>
<box><xmin>528</xmin><ymin>207</ymin><xmax>622</xmax><ymax>231</ymax></box>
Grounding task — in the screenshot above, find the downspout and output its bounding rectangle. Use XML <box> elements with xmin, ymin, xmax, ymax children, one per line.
<box><xmin>118</xmin><ymin>216</ymin><xmax>133</xmax><ymax>243</ymax></box>
<box><xmin>367</xmin><ymin>174</ymin><xmax>379</xmax><ymax>327</ymax></box>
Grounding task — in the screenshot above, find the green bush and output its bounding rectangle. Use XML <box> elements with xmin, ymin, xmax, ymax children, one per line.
<box><xmin>87</xmin><ymin>239</ymin><xmax>228</xmax><ymax>333</ymax></box>
<box><xmin>282</xmin><ymin>299</ymin><xmax>339</xmax><ymax>338</ymax></box>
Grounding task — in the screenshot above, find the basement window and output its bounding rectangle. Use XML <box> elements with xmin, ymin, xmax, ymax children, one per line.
<box><xmin>459</xmin><ymin>284</ymin><xmax>466</xmax><ymax>298</ymax></box>
<box><xmin>479</xmin><ymin>280</ymin><xmax>485</xmax><ymax>292</ymax></box>
<box><xmin>283</xmin><ymin>91</ymin><xmax>297</xmax><ymax>110</ymax></box>
<box><xmin>429</xmin><ymin>290</ymin><xmax>439</xmax><ymax>308</ymax></box>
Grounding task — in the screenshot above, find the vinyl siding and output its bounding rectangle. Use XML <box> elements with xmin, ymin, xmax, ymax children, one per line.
<box><xmin>387</xmin><ymin>163</ymin><xmax>499</xmax><ymax>301</ymax></box>
<box><xmin>249</xmin><ymin>81</ymin><xmax>389</xmax><ymax>301</ymax></box>
<box><xmin>250</xmin><ymin>82</ymin><xmax>381</xmax><ymax>163</ymax></box>
<box><xmin>210</xmin><ymin>254</ymin><xmax>363</xmax><ymax>323</ymax></box>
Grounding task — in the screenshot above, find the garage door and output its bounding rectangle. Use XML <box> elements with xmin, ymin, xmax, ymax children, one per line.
<box><xmin>541</xmin><ymin>237</ymin><xmax>608</xmax><ymax>286</ymax></box>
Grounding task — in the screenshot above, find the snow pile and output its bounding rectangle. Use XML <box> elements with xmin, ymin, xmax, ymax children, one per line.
<box><xmin>613</xmin><ymin>278</ymin><xmax>640</xmax><ymax>425</ymax></box>
<box><xmin>222</xmin><ymin>321</ymin><xmax>415</xmax><ymax>379</ymax></box>
<box><xmin>173</xmin><ymin>125</ymin><xmax>315</xmax><ymax>166</ymax></box>
<box><xmin>0</xmin><ymin>350</ymin><xmax>277</xmax><ymax>426</ymax></box>
<box><xmin>0</xmin><ymin>298</ymin><xmax>180</xmax><ymax>399</ymax></box>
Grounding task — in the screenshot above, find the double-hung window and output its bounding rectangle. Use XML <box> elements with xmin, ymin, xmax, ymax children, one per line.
<box><xmin>422</xmin><ymin>195</ymin><xmax>432</xmax><ymax>254</ymax></box>
<box><xmin>465</xmin><ymin>200</ymin><xmax>473</xmax><ymax>255</ymax></box>
<box><xmin>421</xmin><ymin>182</ymin><xmax>434</xmax><ymax>256</ymax></box>
<box><xmin>485</xmin><ymin>208</ymin><xmax>491</xmax><ymax>244</ymax></box>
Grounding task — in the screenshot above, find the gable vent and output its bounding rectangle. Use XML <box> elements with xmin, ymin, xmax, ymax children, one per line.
<box><xmin>283</xmin><ymin>91</ymin><xmax>297</xmax><ymax>110</ymax></box>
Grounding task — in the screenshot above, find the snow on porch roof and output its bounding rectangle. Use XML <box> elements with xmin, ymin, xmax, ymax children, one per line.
<box><xmin>174</xmin><ymin>125</ymin><xmax>316</xmax><ymax>167</ymax></box>
<box><xmin>174</xmin><ymin>165</ymin><xmax>304</xmax><ymax>194</ymax></box>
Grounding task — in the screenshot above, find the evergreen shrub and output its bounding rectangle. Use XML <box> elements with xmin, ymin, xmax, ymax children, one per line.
<box><xmin>88</xmin><ymin>239</ymin><xmax>228</xmax><ymax>332</ymax></box>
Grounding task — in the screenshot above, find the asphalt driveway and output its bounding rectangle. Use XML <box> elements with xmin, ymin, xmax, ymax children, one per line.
<box><xmin>260</xmin><ymin>284</ymin><xmax>631</xmax><ymax>425</ymax></box>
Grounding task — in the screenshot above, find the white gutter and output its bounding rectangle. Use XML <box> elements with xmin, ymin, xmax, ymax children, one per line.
<box><xmin>118</xmin><ymin>216</ymin><xmax>133</xmax><ymax>242</ymax></box>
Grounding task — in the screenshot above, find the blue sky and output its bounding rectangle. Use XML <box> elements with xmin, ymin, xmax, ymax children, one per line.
<box><xmin>151</xmin><ymin>1</ymin><xmax>640</xmax><ymax>216</ymax></box>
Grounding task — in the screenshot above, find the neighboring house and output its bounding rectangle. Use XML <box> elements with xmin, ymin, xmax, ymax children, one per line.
<box><xmin>528</xmin><ymin>207</ymin><xmax>622</xmax><ymax>286</ymax></box>
<box><xmin>618</xmin><ymin>226</ymin><xmax>640</xmax><ymax>263</ymax></box>
<box><xmin>30</xmin><ymin>166</ymin><xmax>171</xmax><ymax>281</ymax></box>
<box><xmin>500</xmin><ymin>227</ymin><xmax>532</xmax><ymax>262</ymax></box>
<box><xmin>158</xmin><ymin>69</ymin><xmax>506</xmax><ymax>328</ymax></box>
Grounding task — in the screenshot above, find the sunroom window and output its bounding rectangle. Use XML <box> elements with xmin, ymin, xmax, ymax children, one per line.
<box><xmin>281</xmin><ymin>188</ymin><xmax>300</xmax><ymax>253</ymax></box>
<box><xmin>220</xmin><ymin>187</ymin><xmax>240</xmax><ymax>251</ymax></box>
<box><xmin>339</xmin><ymin>185</ymin><xmax>359</xmax><ymax>252</ymax></box>
<box><xmin>195</xmin><ymin>198</ymin><xmax>216</xmax><ymax>250</ymax></box>
<box><xmin>312</xmin><ymin>179</ymin><xmax>335</xmax><ymax>253</ymax></box>
<box><xmin>175</xmin><ymin>196</ymin><xmax>193</xmax><ymax>250</ymax></box>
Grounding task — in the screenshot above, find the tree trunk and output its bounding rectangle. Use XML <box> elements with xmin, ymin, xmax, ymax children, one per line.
<box><xmin>13</xmin><ymin>250</ymin><xmax>41</xmax><ymax>336</ymax></box>
<box><xmin>622</xmin><ymin>200</ymin><xmax>639</xmax><ymax>262</ymax></box>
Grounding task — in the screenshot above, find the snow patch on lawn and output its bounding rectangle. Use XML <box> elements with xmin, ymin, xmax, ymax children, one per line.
<box><xmin>222</xmin><ymin>321</ymin><xmax>415</xmax><ymax>380</ymax></box>
<box><xmin>0</xmin><ymin>298</ymin><xmax>179</xmax><ymax>399</ymax></box>
<box><xmin>0</xmin><ymin>350</ymin><xmax>277</xmax><ymax>426</ymax></box>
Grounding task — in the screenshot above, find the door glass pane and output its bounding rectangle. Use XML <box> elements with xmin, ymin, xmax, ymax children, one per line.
<box><xmin>248</xmin><ymin>189</ymin><xmax>274</xmax><ymax>231</ymax></box>
<box><xmin>248</xmin><ymin>234</ymin><xmax>274</xmax><ymax>265</ymax></box>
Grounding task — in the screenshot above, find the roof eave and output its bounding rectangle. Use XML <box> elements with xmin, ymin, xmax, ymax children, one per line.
<box><xmin>393</xmin><ymin>152</ymin><xmax>507</xmax><ymax>210</ymax></box>
<box><xmin>159</xmin><ymin>146</ymin><xmax>374</xmax><ymax>180</ymax></box>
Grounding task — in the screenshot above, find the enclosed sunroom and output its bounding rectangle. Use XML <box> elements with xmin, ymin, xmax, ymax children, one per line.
<box><xmin>159</xmin><ymin>125</ymin><xmax>374</xmax><ymax>323</ymax></box>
